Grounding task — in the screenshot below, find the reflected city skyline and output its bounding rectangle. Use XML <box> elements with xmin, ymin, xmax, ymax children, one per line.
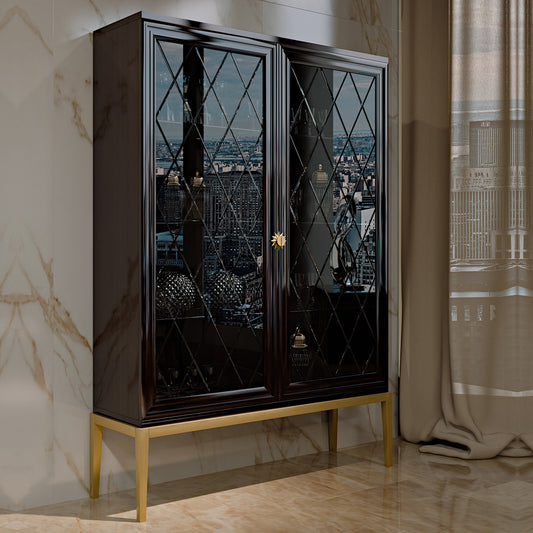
<box><xmin>153</xmin><ymin>36</ymin><xmax>379</xmax><ymax>397</ymax></box>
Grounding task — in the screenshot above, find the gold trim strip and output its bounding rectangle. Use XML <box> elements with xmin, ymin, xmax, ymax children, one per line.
<box><xmin>149</xmin><ymin>393</ymin><xmax>391</xmax><ymax>437</ymax></box>
<box><xmin>94</xmin><ymin>392</ymin><xmax>391</xmax><ymax>438</ymax></box>
<box><xmin>92</xmin><ymin>413</ymin><xmax>137</xmax><ymax>437</ymax></box>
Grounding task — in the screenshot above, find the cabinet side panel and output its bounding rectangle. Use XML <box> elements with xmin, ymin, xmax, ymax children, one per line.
<box><xmin>93</xmin><ymin>19</ymin><xmax>143</xmax><ymax>424</ymax></box>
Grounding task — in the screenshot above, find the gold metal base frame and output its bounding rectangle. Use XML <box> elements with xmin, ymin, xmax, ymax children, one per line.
<box><xmin>90</xmin><ymin>392</ymin><xmax>393</xmax><ymax>522</ymax></box>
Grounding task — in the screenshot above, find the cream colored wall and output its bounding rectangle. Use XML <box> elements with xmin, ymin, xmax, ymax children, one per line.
<box><xmin>0</xmin><ymin>0</ymin><xmax>399</xmax><ymax>511</ymax></box>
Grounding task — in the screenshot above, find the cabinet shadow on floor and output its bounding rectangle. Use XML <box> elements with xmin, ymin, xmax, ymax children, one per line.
<box><xmin>3</xmin><ymin>444</ymin><xmax>391</xmax><ymax>524</ymax></box>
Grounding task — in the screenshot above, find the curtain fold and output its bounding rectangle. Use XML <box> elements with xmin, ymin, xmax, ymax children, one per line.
<box><xmin>400</xmin><ymin>0</ymin><xmax>451</xmax><ymax>443</ymax></box>
<box><xmin>400</xmin><ymin>0</ymin><xmax>533</xmax><ymax>458</ymax></box>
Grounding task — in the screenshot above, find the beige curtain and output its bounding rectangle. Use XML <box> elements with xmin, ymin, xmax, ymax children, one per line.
<box><xmin>400</xmin><ymin>0</ymin><xmax>533</xmax><ymax>458</ymax></box>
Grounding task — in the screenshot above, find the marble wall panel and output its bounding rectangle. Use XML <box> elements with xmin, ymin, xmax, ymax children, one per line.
<box><xmin>263</xmin><ymin>0</ymin><xmax>399</xmax><ymax>31</ymax></box>
<box><xmin>0</xmin><ymin>0</ymin><xmax>399</xmax><ymax>510</ymax></box>
<box><xmin>0</xmin><ymin>0</ymin><xmax>54</xmax><ymax>511</ymax></box>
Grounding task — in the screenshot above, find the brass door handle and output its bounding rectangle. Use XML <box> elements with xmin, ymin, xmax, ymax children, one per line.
<box><xmin>271</xmin><ymin>232</ymin><xmax>286</xmax><ymax>250</ymax></box>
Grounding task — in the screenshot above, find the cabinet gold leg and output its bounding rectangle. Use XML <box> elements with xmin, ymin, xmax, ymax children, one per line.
<box><xmin>135</xmin><ymin>429</ymin><xmax>150</xmax><ymax>522</ymax></box>
<box><xmin>90</xmin><ymin>413</ymin><xmax>103</xmax><ymax>499</ymax></box>
<box><xmin>381</xmin><ymin>393</ymin><xmax>393</xmax><ymax>467</ymax></box>
<box><xmin>328</xmin><ymin>409</ymin><xmax>338</xmax><ymax>452</ymax></box>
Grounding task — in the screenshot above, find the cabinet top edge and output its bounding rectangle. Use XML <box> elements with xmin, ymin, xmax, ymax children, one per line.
<box><xmin>92</xmin><ymin>11</ymin><xmax>389</xmax><ymax>67</ymax></box>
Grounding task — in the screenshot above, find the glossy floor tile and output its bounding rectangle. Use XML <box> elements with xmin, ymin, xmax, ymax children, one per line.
<box><xmin>1</xmin><ymin>439</ymin><xmax>532</xmax><ymax>532</ymax></box>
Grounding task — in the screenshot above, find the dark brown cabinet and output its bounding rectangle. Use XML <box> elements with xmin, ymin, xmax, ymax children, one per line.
<box><xmin>93</xmin><ymin>12</ymin><xmax>388</xmax><ymax>427</ymax></box>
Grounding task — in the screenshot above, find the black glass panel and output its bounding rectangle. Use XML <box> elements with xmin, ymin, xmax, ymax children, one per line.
<box><xmin>288</xmin><ymin>64</ymin><xmax>377</xmax><ymax>383</ymax></box>
<box><xmin>154</xmin><ymin>39</ymin><xmax>264</xmax><ymax>399</ymax></box>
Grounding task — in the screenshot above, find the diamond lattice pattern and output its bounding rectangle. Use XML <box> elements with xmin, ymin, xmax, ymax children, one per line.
<box><xmin>288</xmin><ymin>64</ymin><xmax>378</xmax><ymax>383</ymax></box>
<box><xmin>153</xmin><ymin>40</ymin><xmax>265</xmax><ymax>399</ymax></box>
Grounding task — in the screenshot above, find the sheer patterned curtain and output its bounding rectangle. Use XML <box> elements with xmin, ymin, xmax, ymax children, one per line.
<box><xmin>400</xmin><ymin>0</ymin><xmax>533</xmax><ymax>458</ymax></box>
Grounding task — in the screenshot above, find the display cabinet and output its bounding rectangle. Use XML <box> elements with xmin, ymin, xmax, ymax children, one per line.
<box><xmin>92</xmin><ymin>11</ymin><xmax>390</xmax><ymax>522</ymax></box>
<box><xmin>93</xmin><ymin>12</ymin><xmax>388</xmax><ymax>427</ymax></box>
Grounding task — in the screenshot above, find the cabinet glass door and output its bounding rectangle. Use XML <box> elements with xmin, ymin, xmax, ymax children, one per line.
<box><xmin>288</xmin><ymin>61</ymin><xmax>380</xmax><ymax>383</ymax></box>
<box><xmin>153</xmin><ymin>38</ymin><xmax>266</xmax><ymax>400</ymax></box>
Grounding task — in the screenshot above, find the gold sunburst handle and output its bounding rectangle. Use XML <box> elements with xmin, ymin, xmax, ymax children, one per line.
<box><xmin>271</xmin><ymin>232</ymin><xmax>286</xmax><ymax>250</ymax></box>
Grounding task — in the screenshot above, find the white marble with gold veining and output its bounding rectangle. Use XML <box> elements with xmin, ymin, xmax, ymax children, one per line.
<box><xmin>0</xmin><ymin>0</ymin><xmax>399</xmax><ymax>511</ymax></box>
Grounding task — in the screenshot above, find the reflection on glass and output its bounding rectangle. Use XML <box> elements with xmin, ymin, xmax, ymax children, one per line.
<box><xmin>154</xmin><ymin>40</ymin><xmax>265</xmax><ymax>399</ymax></box>
<box><xmin>289</xmin><ymin>63</ymin><xmax>378</xmax><ymax>383</ymax></box>
<box><xmin>448</xmin><ymin>2</ymin><xmax>533</xmax><ymax>400</ymax></box>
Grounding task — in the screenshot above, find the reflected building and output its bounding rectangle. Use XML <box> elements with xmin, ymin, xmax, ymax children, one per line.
<box><xmin>451</xmin><ymin>166</ymin><xmax>528</xmax><ymax>261</ymax></box>
<box><xmin>469</xmin><ymin>120</ymin><xmax>533</xmax><ymax>168</ymax></box>
<box><xmin>451</xmin><ymin>120</ymin><xmax>533</xmax><ymax>263</ymax></box>
<box><xmin>156</xmin><ymin>160</ymin><xmax>264</xmax><ymax>328</ymax></box>
<box><xmin>155</xmin><ymin>130</ymin><xmax>377</xmax><ymax>329</ymax></box>
<box><xmin>203</xmin><ymin>170</ymin><xmax>264</xmax><ymax>326</ymax></box>
<box><xmin>450</xmin><ymin>118</ymin><xmax>533</xmax><ymax>388</ymax></box>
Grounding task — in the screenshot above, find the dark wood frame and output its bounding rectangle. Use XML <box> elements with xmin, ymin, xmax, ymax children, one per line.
<box><xmin>142</xmin><ymin>22</ymin><xmax>278</xmax><ymax>423</ymax></box>
<box><xmin>93</xmin><ymin>12</ymin><xmax>388</xmax><ymax>427</ymax></box>
<box><xmin>279</xmin><ymin>43</ymin><xmax>389</xmax><ymax>401</ymax></box>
